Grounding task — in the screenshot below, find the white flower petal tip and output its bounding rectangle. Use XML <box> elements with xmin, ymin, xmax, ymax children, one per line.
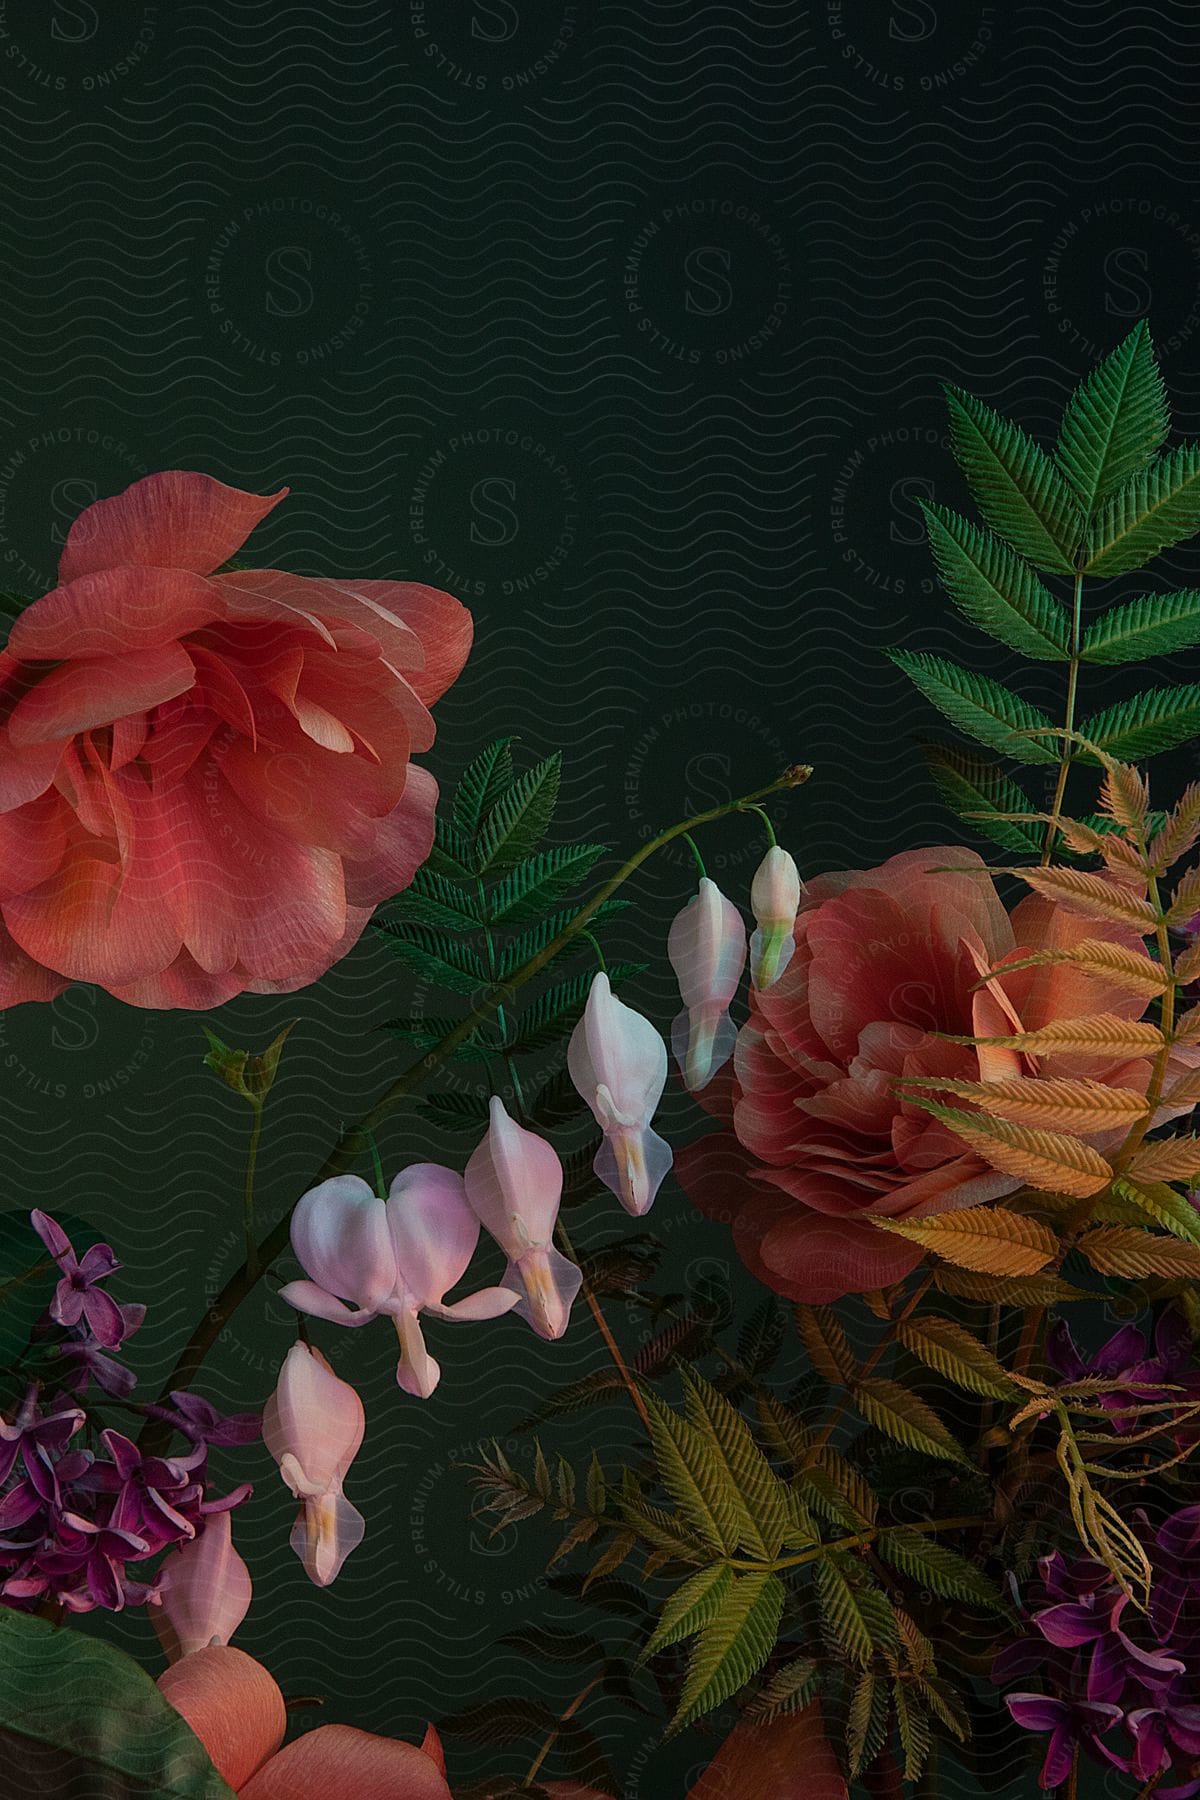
<box><xmin>667</xmin><ymin>878</ymin><xmax>747</xmax><ymax>1014</ymax></box>
<box><xmin>749</xmin><ymin>923</ymin><xmax>796</xmax><ymax>992</ymax></box>
<box><xmin>594</xmin><ymin>1125</ymin><xmax>672</xmax><ymax>1217</ymax></box>
<box><xmin>671</xmin><ymin>1004</ymin><xmax>738</xmax><ymax>1093</ymax></box>
<box><xmin>290</xmin><ymin>1489</ymin><xmax>367</xmax><ymax>1587</ymax></box>
<box><xmin>504</xmin><ymin>1246</ymin><xmax>582</xmax><ymax>1340</ymax></box>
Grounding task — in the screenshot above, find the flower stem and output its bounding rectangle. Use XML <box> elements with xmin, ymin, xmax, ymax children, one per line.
<box><xmin>142</xmin><ymin>764</ymin><xmax>811</xmax><ymax>1433</ymax></box>
<box><xmin>1041</xmin><ymin>569</ymin><xmax>1084</xmax><ymax>865</ymax></box>
<box><xmin>243</xmin><ymin>1100</ymin><xmax>264</xmax><ymax>1282</ymax></box>
<box><xmin>522</xmin><ymin>1672</ymin><xmax>605</xmax><ymax>1787</ymax></box>
<box><xmin>555</xmin><ymin>1216</ymin><xmax>652</xmax><ymax>1433</ymax></box>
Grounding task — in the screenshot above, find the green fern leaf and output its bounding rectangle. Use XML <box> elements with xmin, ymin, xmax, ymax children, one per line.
<box><xmin>645</xmin><ymin>1395</ymin><xmax>742</xmax><ymax>1556</ymax></box>
<box><xmin>851</xmin><ymin>1377</ymin><xmax>970</xmax><ymax>1466</ymax></box>
<box><xmin>668</xmin><ymin>1569</ymin><xmax>785</xmax><ymax>1736</ymax></box>
<box><xmin>893</xmin><ymin>1678</ymin><xmax>932</xmax><ymax>1782</ymax></box>
<box><xmin>876</xmin><ymin>1528</ymin><xmax>1009</xmax><ymax>1612</ymax></box>
<box><xmin>424</xmin><ymin>813</ymin><xmax>477</xmax><ymax>880</ymax></box>
<box><xmin>475</xmin><ymin>753</ymin><xmax>561</xmax><ymax>873</ymax></box>
<box><xmin>745</xmin><ymin>1655</ymin><xmax>821</xmax><ymax>1723</ymax></box>
<box><xmin>373</xmin><ymin>923</ymin><xmax>487</xmax><ymax>996</ymax></box>
<box><xmin>921</xmin><ymin>505</ymin><xmax>1070</xmax><ymax>658</ymax></box>
<box><xmin>417</xmin><ymin>1089</ymin><xmax>492</xmax><ymax>1129</ymax></box>
<box><xmin>814</xmin><ymin>1558</ymin><xmax>896</xmax><ymax>1667</ymax></box>
<box><xmin>382</xmin><ymin>867</ymin><xmax>484</xmax><ymax>931</ymax></box>
<box><xmin>1056</xmin><ymin>321</ymin><xmax>1168</xmax><ymax>512</ymax></box>
<box><xmin>1081</xmin><ymin>590</ymin><xmax>1200</xmax><ymax>664</ymax></box>
<box><xmin>847</xmin><ymin>1670</ymin><xmax>892</xmax><ymax>1780</ymax></box>
<box><xmin>887</xmin><ymin>651</ymin><xmax>1059</xmax><ymax>763</ymax></box>
<box><xmin>378</xmin><ymin>1014</ymin><xmax>493</xmax><ymax>1062</ymax></box>
<box><xmin>896</xmin><ymin>1316</ymin><xmax>1020</xmax><ymax>1400</ymax></box>
<box><xmin>640</xmin><ymin>1563</ymin><xmax>732</xmax><ymax>1660</ymax></box>
<box><xmin>488</xmin><ymin>844</ymin><xmax>608</xmax><ymax>925</ymax></box>
<box><xmin>1085</xmin><ymin>443</ymin><xmax>1200</xmax><ymax>574</ymax></box>
<box><xmin>1078</xmin><ymin>684</ymin><xmax>1200</xmax><ymax>759</ymax></box>
<box><xmin>495</xmin><ymin>901</ymin><xmax>631</xmax><ymax>980</ymax></box>
<box><xmin>680</xmin><ymin>1372</ymin><xmax>793</xmax><ymax>1560</ymax></box>
<box><xmin>454</xmin><ymin>737</ymin><xmax>516</xmax><ymax>839</ymax></box>
<box><xmin>944</xmin><ymin>386</ymin><xmax>1083</xmax><ymax>573</ymax></box>
<box><xmin>918</xmin><ymin>741</ymin><xmax>1043</xmax><ymax>855</ymax></box>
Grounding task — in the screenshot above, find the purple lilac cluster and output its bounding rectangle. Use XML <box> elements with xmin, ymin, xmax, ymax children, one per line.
<box><xmin>997</xmin><ymin>1520</ymin><xmax>1200</xmax><ymax>1796</ymax></box>
<box><xmin>0</xmin><ymin>1211</ymin><xmax>256</xmax><ymax>1615</ymax></box>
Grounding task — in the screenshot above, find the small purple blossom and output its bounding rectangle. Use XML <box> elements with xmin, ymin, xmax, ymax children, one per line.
<box><xmin>30</xmin><ymin>1210</ymin><xmax>126</xmax><ymax>1349</ymax></box>
<box><xmin>1047</xmin><ymin>1308</ymin><xmax>1200</xmax><ymax>1440</ymax></box>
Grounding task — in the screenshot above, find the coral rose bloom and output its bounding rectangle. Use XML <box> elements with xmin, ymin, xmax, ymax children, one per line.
<box><xmin>676</xmin><ymin>848</ymin><xmax>1185</xmax><ymax>1304</ymax></box>
<box><xmin>0</xmin><ymin>472</ymin><xmax>471</xmax><ymax>1010</ymax></box>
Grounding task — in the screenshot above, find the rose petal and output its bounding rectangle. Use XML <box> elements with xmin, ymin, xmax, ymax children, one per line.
<box><xmin>238</xmin><ymin>1723</ymin><xmax>453</xmax><ymax>1799</ymax></box>
<box><xmin>157</xmin><ymin>1646</ymin><xmax>286</xmax><ymax>1792</ymax></box>
<box><xmin>57</xmin><ymin>472</ymin><xmax>286</xmax><ymax>582</ymax></box>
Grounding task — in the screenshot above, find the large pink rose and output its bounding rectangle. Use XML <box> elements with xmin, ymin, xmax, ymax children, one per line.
<box><xmin>676</xmin><ymin>847</ymin><xmax>1184</xmax><ymax>1304</ymax></box>
<box><xmin>0</xmin><ymin>472</ymin><xmax>471</xmax><ymax>1010</ymax></box>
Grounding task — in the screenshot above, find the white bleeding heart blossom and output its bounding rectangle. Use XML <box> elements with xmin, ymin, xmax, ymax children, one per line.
<box><xmin>567</xmin><ymin>972</ymin><xmax>672</xmax><ymax>1216</ymax></box>
<box><xmin>262</xmin><ymin>1343</ymin><xmax>366</xmax><ymax>1588</ymax></box>
<box><xmin>152</xmin><ymin>1509</ymin><xmax>252</xmax><ymax>1662</ymax></box>
<box><xmin>749</xmin><ymin>845</ymin><xmax>802</xmax><ymax>991</ymax></box>
<box><xmin>667</xmin><ymin>876</ymin><xmax>747</xmax><ymax>1091</ymax></box>
<box><xmin>278</xmin><ymin>1165</ymin><xmax>519</xmax><ymax>1399</ymax></box>
<box><xmin>463</xmin><ymin>1097</ymin><xmax>581</xmax><ymax>1341</ymax></box>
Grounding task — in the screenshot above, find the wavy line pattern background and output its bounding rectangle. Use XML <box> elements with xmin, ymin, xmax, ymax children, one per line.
<box><xmin>0</xmin><ymin>1</ymin><xmax>1198</xmax><ymax>1792</ymax></box>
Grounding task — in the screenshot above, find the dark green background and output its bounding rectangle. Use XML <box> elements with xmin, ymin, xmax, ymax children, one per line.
<box><xmin>1</xmin><ymin>2</ymin><xmax>1198</xmax><ymax>1792</ymax></box>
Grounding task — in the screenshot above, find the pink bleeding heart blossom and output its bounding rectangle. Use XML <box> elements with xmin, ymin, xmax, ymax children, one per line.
<box><xmin>464</xmin><ymin>1097</ymin><xmax>581</xmax><ymax>1341</ymax></box>
<box><xmin>262</xmin><ymin>1343</ymin><xmax>366</xmax><ymax>1588</ymax></box>
<box><xmin>567</xmin><ymin>972</ymin><xmax>672</xmax><ymax>1216</ymax></box>
<box><xmin>668</xmin><ymin>877</ymin><xmax>747</xmax><ymax>1091</ymax></box>
<box><xmin>153</xmin><ymin>1508</ymin><xmax>252</xmax><ymax>1663</ymax></box>
<box><xmin>0</xmin><ymin>471</ymin><xmax>472</xmax><ymax>1010</ymax></box>
<box><xmin>279</xmin><ymin>1165</ymin><xmax>518</xmax><ymax>1398</ymax></box>
<box><xmin>749</xmin><ymin>845</ymin><xmax>802</xmax><ymax>991</ymax></box>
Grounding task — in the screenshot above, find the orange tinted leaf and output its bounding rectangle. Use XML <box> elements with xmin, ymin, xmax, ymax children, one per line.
<box><xmin>794</xmin><ymin>1306</ymin><xmax>855</xmax><ymax>1385</ymax></box>
<box><xmin>1007</xmin><ymin>866</ymin><xmax>1156</xmax><ymax>931</ymax></box>
<box><xmin>1099</xmin><ymin>762</ymin><xmax>1150</xmax><ymax>836</ymax></box>
<box><xmin>963</xmin><ymin>1013</ymin><xmax>1164</xmax><ymax>1058</ymax></box>
<box><xmin>973</xmin><ymin>940</ymin><xmax>1166</xmax><ymax>998</ymax></box>
<box><xmin>1078</xmin><ymin>1226</ymin><xmax>1200</xmax><ymax>1278</ymax></box>
<box><xmin>914</xmin><ymin>1102</ymin><xmax>1111</xmax><ymax>1197</ymax></box>
<box><xmin>1173</xmin><ymin>1008</ymin><xmax>1200</xmax><ymax>1049</ymax></box>
<box><xmin>1126</xmin><ymin>1137</ymin><xmax>1200</xmax><ymax>1182</ymax></box>
<box><xmin>1164</xmin><ymin>1066</ymin><xmax>1200</xmax><ymax>1107</ymax></box>
<box><xmin>1165</xmin><ymin>867</ymin><xmax>1200</xmax><ymax>928</ymax></box>
<box><xmin>932</xmin><ymin>1266</ymin><xmax>1091</xmax><ymax>1304</ymax></box>
<box><xmin>875</xmin><ymin>1207</ymin><xmax>1058</xmax><ymax>1275</ymax></box>
<box><xmin>1172</xmin><ymin>942</ymin><xmax>1200</xmax><ymax>986</ymax></box>
<box><xmin>1148</xmin><ymin>782</ymin><xmax>1200</xmax><ymax>875</ymax></box>
<box><xmin>905</xmin><ymin>1075</ymin><xmax>1148</xmax><ymax>1134</ymax></box>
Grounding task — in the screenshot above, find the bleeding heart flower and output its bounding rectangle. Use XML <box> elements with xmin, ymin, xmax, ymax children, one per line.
<box><xmin>667</xmin><ymin>877</ymin><xmax>747</xmax><ymax>1091</ymax></box>
<box><xmin>463</xmin><ymin>1096</ymin><xmax>581</xmax><ymax>1340</ymax></box>
<box><xmin>262</xmin><ymin>1343</ymin><xmax>365</xmax><ymax>1588</ymax></box>
<box><xmin>749</xmin><ymin>845</ymin><xmax>802</xmax><ymax>991</ymax></box>
<box><xmin>279</xmin><ymin>1165</ymin><xmax>518</xmax><ymax>1398</ymax></box>
<box><xmin>153</xmin><ymin>1509</ymin><xmax>252</xmax><ymax>1662</ymax></box>
<box><xmin>567</xmin><ymin>972</ymin><xmax>672</xmax><ymax>1216</ymax></box>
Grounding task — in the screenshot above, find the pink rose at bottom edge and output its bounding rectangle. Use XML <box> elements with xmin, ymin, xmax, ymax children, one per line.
<box><xmin>463</xmin><ymin>1096</ymin><xmax>581</xmax><ymax>1340</ymax></box>
<box><xmin>262</xmin><ymin>1342</ymin><xmax>366</xmax><ymax>1588</ymax></box>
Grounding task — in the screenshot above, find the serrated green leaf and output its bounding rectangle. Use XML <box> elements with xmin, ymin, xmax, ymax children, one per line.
<box><xmin>814</xmin><ymin>1558</ymin><xmax>893</xmax><ymax>1667</ymax></box>
<box><xmin>641</xmin><ymin>1563</ymin><xmax>733</xmax><ymax>1659</ymax></box>
<box><xmin>851</xmin><ymin>1376</ymin><xmax>970</xmax><ymax>1466</ymax></box>
<box><xmin>424</xmin><ymin>813</ymin><xmax>477</xmax><ymax>880</ymax></box>
<box><xmin>454</xmin><ymin>737</ymin><xmax>517</xmax><ymax>839</ymax></box>
<box><xmin>1056</xmin><ymin>322</ymin><xmax>1168</xmax><ymax>512</ymax></box>
<box><xmin>896</xmin><ymin>1316</ymin><xmax>1020</xmax><ymax>1400</ymax></box>
<box><xmin>378</xmin><ymin>1014</ymin><xmax>493</xmax><ymax>1062</ymax></box>
<box><xmin>893</xmin><ymin>1677</ymin><xmax>932</xmax><ymax>1782</ymax></box>
<box><xmin>876</xmin><ymin>1528</ymin><xmax>1009</xmax><ymax>1613</ymax></box>
<box><xmin>586</xmin><ymin>1453</ymin><xmax>606</xmax><ymax>1514</ymax></box>
<box><xmin>1078</xmin><ymin>684</ymin><xmax>1200</xmax><ymax>760</ymax></box>
<box><xmin>745</xmin><ymin>1655</ymin><xmax>821</xmax><ymax>1723</ymax></box>
<box><xmin>918</xmin><ymin>741</ymin><xmax>1043</xmax><ymax>855</ymax></box>
<box><xmin>373</xmin><ymin>922</ymin><xmax>487</xmax><ymax>996</ymax></box>
<box><xmin>495</xmin><ymin>900</ymin><xmax>631</xmax><ymax>980</ymax></box>
<box><xmin>383</xmin><ymin>866</ymin><xmax>484</xmax><ymax>931</ymax></box>
<box><xmin>418</xmin><ymin>1089</ymin><xmax>493</xmax><ymax>1129</ymax></box>
<box><xmin>1086</xmin><ymin>443</ymin><xmax>1200</xmax><ymax>575</ymax></box>
<box><xmin>1081</xmin><ymin>590</ymin><xmax>1200</xmax><ymax>664</ymax></box>
<box><xmin>888</xmin><ymin>651</ymin><xmax>1059</xmax><ymax>763</ymax></box>
<box><xmin>645</xmin><ymin>1395</ymin><xmax>741</xmax><ymax>1556</ymax></box>
<box><xmin>680</xmin><ymin>1372</ymin><xmax>793</xmax><ymax>1560</ymax></box>
<box><xmin>922</xmin><ymin>504</ymin><xmax>1070</xmax><ymax>658</ymax></box>
<box><xmin>847</xmin><ymin>1669</ymin><xmax>891</xmax><ymax>1780</ymax></box>
<box><xmin>944</xmin><ymin>386</ymin><xmax>1083</xmax><ymax>572</ymax></box>
<box><xmin>1110</xmin><ymin>1176</ymin><xmax>1200</xmax><ymax>1246</ymax></box>
<box><xmin>475</xmin><ymin>753</ymin><xmax>561</xmax><ymax>873</ymax></box>
<box><xmin>488</xmin><ymin>844</ymin><xmax>608</xmax><ymax>925</ymax></box>
<box><xmin>669</xmin><ymin>1569</ymin><xmax>785</xmax><ymax>1736</ymax></box>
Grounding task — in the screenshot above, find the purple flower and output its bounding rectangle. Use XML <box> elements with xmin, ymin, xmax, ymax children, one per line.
<box><xmin>164</xmin><ymin>1390</ymin><xmax>261</xmax><ymax>1447</ymax></box>
<box><xmin>1047</xmin><ymin>1309</ymin><xmax>1200</xmax><ymax>1438</ymax></box>
<box><xmin>1005</xmin><ymin>1693</ymin><xmax>1125</xmax><ymax>1788</ymax></box>
<box><xmin>30</xmin><ymin>1211</ymin><xmax>125</xmax><ymax>1349</ymax></box>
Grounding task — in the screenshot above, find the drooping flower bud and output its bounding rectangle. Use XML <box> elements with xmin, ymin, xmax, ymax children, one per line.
<box><xmin>667</xmin><ymin>877</ymin><xmax>747</xmax><ymax>1091</ymax></box>
<box><xmin>153</xmin><ymin>1510</ymin><xmax>252</xmax><ymax>1663</ymax></box>
<box><xmin>567</xmin><ymin>973</ymin><xmax>672</xmax><ymax>1216</ymax></box>
<box><xmin>463</xmin><ymin>1097</ymin><xmax>581</xmax><ymax>1340</ymax></box>
<box><xmin>749</xmin><ymin>846</ymin><xmax>802</xmax><ymax>991</ymax></box>
<box><xmin>262</xmin><ymin>1343</ymin><xmax>366</xmax><ymax>1587</ymax></box>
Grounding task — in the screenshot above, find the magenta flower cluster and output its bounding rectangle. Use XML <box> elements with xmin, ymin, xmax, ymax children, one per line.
<box><xmin>0</xmin><ymin>1211</ymin><xmax>256</xmax><ymax>1615</ymax></box>
<box><xmin>997</xmin><ymin>1524</ymin><xmax>1200</xmax><ymax>1796</ymax></box>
